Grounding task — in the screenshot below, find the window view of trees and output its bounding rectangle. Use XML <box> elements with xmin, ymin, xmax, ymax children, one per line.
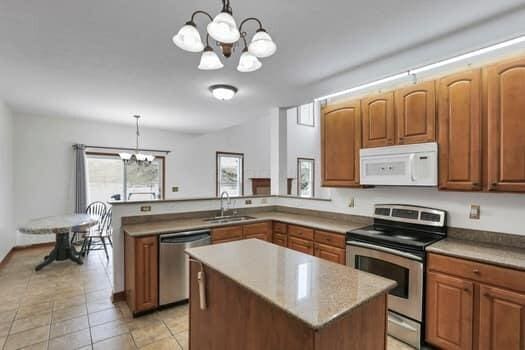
<box><xmin>217</xmin><ymin>152</ymin><xmax>244</xmax><ymax>196</ymax></box>
<box><xmin>298</xmin><ymin>158</ymin><xmax>314</xmax><ymax>198</ymax></box>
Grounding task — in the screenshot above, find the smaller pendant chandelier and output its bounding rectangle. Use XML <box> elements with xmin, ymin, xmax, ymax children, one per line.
<box><xmin>119</xmin><ymin>115</ymin><xmax>155</xmax><ymax>166</ymax></box>
<box><xmin>172</xmin><ymin>0</ymin><xmax>276</xmax><ymax>73</ymax></box>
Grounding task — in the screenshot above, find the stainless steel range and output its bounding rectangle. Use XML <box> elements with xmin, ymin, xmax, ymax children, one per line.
<box><xmin>346</xmin><ymin>204</ymin><xmax>447</xmax><ymax>349</ymax></box>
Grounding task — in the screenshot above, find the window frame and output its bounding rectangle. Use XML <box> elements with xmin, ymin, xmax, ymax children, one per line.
<box><xmin>297</xmin><ymin>157</ymin><xmax>315</xmax><ymax>198</ymax></box>
<box><xmin>86</xmin><ymin>151</ymin><xmax>166</xmax><ymax>200</ymax></box>
<box><xmin>296</xmin><ymin>103</ymin><xmax>315</xmax><ymax>127</ymax></box>
<box><xmin>216</xmin><ymin>151</ymin><xmax>245</xmax><ymax>197</ymax></box>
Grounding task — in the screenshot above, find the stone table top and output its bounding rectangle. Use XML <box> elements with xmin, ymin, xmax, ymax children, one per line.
<box><xmin>186</xmin><ymin>239</ymin><xmax>396</xmax><ymax>329</ymax></box>
<box><xmin>19</xmin><ymin>214</ymin><xmax>98</xmax><ymax>235</ymax></box>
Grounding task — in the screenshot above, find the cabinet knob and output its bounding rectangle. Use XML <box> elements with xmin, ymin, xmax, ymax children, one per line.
<box><xmin>472</xmin><ymin>182</ymin><xmax>480</xmax><ymax>187</ymax></box>
<box><xmin>463</xmin><ymin>287</ymin><xmax>470</xmax><ymax>292</ymax></box>
<box><xmin>473</xmin><ymin>269</ymin><xmax>480</xmax><ymax>274</ymax></box>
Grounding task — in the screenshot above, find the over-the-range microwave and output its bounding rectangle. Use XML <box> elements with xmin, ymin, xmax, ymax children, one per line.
<box><xmin>360</xmin><ymin>142</ymin><xmax>438</xmax><ymax>186</ymax></box>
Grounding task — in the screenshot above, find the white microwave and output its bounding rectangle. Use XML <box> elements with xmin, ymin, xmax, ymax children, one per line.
<box><xmin>360</xmin><ymin>142</ymin><xmax>438</xmax><ymax>186</ymax></box>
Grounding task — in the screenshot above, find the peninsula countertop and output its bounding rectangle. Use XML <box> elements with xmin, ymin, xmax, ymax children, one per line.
<box><xmin>185</xmin><ymin>239</ymin><xmax>396</xmax><ymax>329</ymax></box>
<box><xmin>122</xmin><ymin>211</ymin><xmax>369</xmax><ymax>237</ymax></box>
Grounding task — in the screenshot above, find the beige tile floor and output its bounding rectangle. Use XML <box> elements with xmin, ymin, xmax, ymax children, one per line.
<box><xmin>0</xmin><ymin>246</ymin><xmax>413</xmax><ymax>350</ymax></box>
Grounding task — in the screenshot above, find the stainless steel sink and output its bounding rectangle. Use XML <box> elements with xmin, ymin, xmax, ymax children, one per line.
<box><xmin>203</xmin><ymin>215</ymin><xmax>256</xmax><ymax>224</ymax></box>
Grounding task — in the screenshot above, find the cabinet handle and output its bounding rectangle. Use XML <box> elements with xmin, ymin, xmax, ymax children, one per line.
<box><xmin>463</xmin><ymin>287</ymin><xmax>470</xmax><ymax>292</ymax></box>
<box><xmin>472</xmin><ymin>269</ymin><xmax>480</xmax><ymax>274</ymax></box>
<box><xmin>472</xmin><ymin>182</ymin><xmax>480</xmax><ymax>187</ymax></box>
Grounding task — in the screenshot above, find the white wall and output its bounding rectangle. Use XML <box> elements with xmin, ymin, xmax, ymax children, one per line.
<box><xmin>0</xmin><ymin>101</ymin><xmax>15</xmax><ymax>260</ymax></box>
<box><xmin>286</xmin><ymin>104</ymin><xmax>330</xmax><ymax>198</ymax></box>
<box><xmin>176</xmin><ymin>113</ymin><xmax>272</xmax><ymax>197</ymax></box>
<box><xmin>13</xmin><ymin>113</ymin><xmax>195</xmax><ymax>245</ymax></box>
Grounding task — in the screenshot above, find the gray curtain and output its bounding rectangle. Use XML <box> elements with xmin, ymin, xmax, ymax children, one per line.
<box><xmin>73</xmin><ymin>144</ymin><xmax>87</xmax><ymax>213</ymax></box>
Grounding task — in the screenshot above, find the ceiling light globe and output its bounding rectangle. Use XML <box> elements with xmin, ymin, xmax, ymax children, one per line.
<box><xmin>237</xmin><ymin>51</ymin><xmax>262</xmax><ymax>73</ymax></box>
<box><xmin>198</xmin><ymin>48</ymin><xmax>224</xmax><ymax>70</ymax></box>
<box><xmin>210</xmin><ymin>85</ymin><xmax>238</xmax><ymax>101</ymax></box>
<box><xmin>207</xmin><ymin>12</ymin><xmax>240</xmax><ymax>44</ymax></box>
<box><xmin>248</xmin><ymin>30</ymin><xmax>276</xmax><ymax>58</ymax></box>
<box><xmin>173</xmin><ymin>23</ymin><xmax>205</xmax><ymax>52</ymax></box>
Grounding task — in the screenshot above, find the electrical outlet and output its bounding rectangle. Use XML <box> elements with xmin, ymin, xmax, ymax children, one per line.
<box><xmin>261</xmin><ymin>198</ymin><xmax>268</xmax><ymax>204</ymax></box>
<box><xmin>469</xmin><ymin>205</ymin><xmax>480</xmax><ymax>220</ymax></box>
<box><xmin>140</xmin><ymin>205</ymin><xmax>152</xmax><ymax>212</ymax></box>
<box><xmin>348</xmin><ymin>198</ymin><xmax>355</xmax><ymax>208</ymax></box>
<box><xmin>245</xmin><ymin>199</ymin><xmax>252</xmax><ymax>205</ymax></box>
<box><xmin>172</xmin><ymin>186</ymin><xmax>179</xmax><ymax>192</ymax></box>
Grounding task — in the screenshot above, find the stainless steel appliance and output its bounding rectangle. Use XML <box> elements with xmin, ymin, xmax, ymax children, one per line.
<box><xmin>159</xmin><ymin>230</ymin><xmax>211</xmax><ymax>306</ymax></box>
<box><xmin>346</xmin><ymin>204</ymin><xmax>447</xmax><ymax>349</ymax></box>
<box><xmin>360</xmin><ymin>142</ymin><xmax>438</xmax><ymax>186</ymax></box>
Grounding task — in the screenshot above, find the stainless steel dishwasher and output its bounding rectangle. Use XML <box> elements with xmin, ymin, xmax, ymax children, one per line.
<box><xmin>159</xmin><ymin>229</ymin><xmax>211</xmax><ymax>306</ymax></box>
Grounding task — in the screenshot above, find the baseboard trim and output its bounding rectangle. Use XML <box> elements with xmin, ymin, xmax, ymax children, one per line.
<box><xmin>0</xmin><ymin>242</ymin><xmax>55</xmax><ymax>270</ymax></box>
<box><xmin>112</xmin><ymin>291</ymin><xmax>126</xmax><ymax>303</ymax></box>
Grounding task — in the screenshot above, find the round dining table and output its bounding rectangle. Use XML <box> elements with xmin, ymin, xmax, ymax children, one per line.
<box><xmin>19</xmin><ymin>214</ymin><xmax>98</xmax><ymax>271</ymax></box>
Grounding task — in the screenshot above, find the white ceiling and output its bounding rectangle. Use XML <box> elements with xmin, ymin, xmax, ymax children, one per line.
<box><xmin>1</xmin><ymin>0</ymin><xmax>524</xmax><ymax>133</ymax></box>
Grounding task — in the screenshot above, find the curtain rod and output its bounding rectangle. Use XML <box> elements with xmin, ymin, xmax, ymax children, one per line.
<box><xmin>75</xmin><ymin>144</ymin><xmax>171</xmax><ymax>154</ymax></box>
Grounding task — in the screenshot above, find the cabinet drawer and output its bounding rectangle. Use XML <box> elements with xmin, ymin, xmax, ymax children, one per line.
<box><xmin>243</xmin><ymin>222</ymin><xmax>270</xmax><ymax>237</ymax></box>
<box><xmin>288</xmin><ymin>225</ymin><xmax>314</xmax><ymax>240</ymax></box>
<box><xmin>427</xmin><ymin>253</ymin><xmax>525</xmax><ymax>293</ymax></box>
<box><xmin>273</xmin><ymin>232</ymin><xmax>287</xmax><ymax>242</ymax></box>
<box><xmin>212</xmin><ymin>225</ymin><xmax>243</xmax><ymax>242</ymax></box>
<box><xmin>314</xmin><ymin>230</ymin><xmax>345</xmax><ymax>248</ymax></box>
<box><xmin>244</xmin><ymin>233</ymin><xmax>268</xmax><ymax>241</ymax></box>
<box><xmin>314</xmin><ymin>243</ymin><xmax>345</xmax><ymax>264</ymax></box>
<box><xmin>273</xmin><ymin>236</ymin><xmax>287</xmax><ymax>247</ymax></box>
<box><xmin>288</xmin><ymin>236</ymin><xmax>314</xmax><ymax>255</ymax></box>
<box><xmin>273</xmin><ymin>222</ymin><xmax>287</xmax><ymax>234</ymax></box>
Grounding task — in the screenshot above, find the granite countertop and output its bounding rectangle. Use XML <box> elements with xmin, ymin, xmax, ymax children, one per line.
<box><xmin>123</xmin><ymin>211</ymin><xmax>367</xmax><ymax>237</ymax></box>
<box><xmin>427</xmin><ymin>238</ymin><xmax>525</xmax><ymax>271</ymax></box>
<box><xmin>19</xmin><ymin>214</ymin><xmax>98</xmax><ymax>235</ymax></box>
<box><xmin>185</xmin><ymin>239</ymin><xmax>396</xmax><ymax>329</ymax></box>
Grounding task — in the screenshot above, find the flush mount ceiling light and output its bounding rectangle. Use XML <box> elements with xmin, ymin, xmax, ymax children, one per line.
<box><xmin>119</xmin><ymin>115</ymin><xmax>155</xmax><ymax>166</ymax></box>
<box><xmin>172</xmin><ymin>0</ymin><xmax>276</xmax><ymax>73</ymax></box>
<box><xmin>209</xmin><ymin>84</ymin><xmax>238</xmax><ymax>101</ymax></box>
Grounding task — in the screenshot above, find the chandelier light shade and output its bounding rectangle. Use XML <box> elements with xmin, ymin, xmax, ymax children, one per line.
<box><xmin>248</xmin><ymin>29</ymin><xmax>277</xmax><ymax>58</ymax></box>
<box><xmin>209</xmin><ymin>84</ymin><xmax>238</xmax><ymax>101</ymax></box>
<box><xmin>207</xmin><ymin>12</ymin><xmax>240</xmax><ymax>44</ymax></box>
<box><xmin>199</xmin><ymin>47</ymin><xmax>224</xmax><ymax>70</ymax></box>
<box><xmin>119</xmin><ymin>115</ymin><xmax>155</xmax><ymax>166</ymax></box>
<box><xmin>172</xmin><ymin>23</ymin><xmax>205</xmax><ymax>52</ymax></box>
<box><xmin>237</xmin><ymin>50</ymin><xmax>262</xmax><ymax>72</ymax></box>
<box><xmin>172</xmin><ymin>0</ymin><xmax>276</xmax><ymax>75</ymax></box>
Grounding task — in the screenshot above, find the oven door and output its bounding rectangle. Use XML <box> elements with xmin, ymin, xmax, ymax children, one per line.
<box><xmin>346</xmin><ymin>240</ymin><xmax>423</xmax><ymax>322</ymax></box>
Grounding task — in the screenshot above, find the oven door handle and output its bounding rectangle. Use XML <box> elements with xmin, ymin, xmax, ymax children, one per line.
<box><xmin>346</xmin><ymin>240</ymin><xmax>423</xmax><ymax>262</ymax></box>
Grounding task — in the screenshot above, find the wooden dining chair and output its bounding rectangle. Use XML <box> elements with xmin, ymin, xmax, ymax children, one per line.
<box><xmin>71</xmin><ymin>201</ymin><xmax>107</xmax><ymax>244</ymax></box>
<box><xmin>80</xmin><ymin>207</ymin><xmax>112</xmax><ymax>259</ymax></box>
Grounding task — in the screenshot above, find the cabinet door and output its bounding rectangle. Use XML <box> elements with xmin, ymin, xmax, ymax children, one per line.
<box><xmin>321</xmin><ymin>100</ymin><xmax>361</xmax><ymax>187</ymax></box>
<box><xmin>272</xmin><ymin>232</ymin><xmax>287</xmax><ymax>247</ymax></box>
<box><xmin>287</xmin><ymin>236</ymin><xmax>314</xmax><ymax>255</ymax></box>
<box><xmin>362</xmin><ymin>92</ymin><xmax>395</xmax><ymax>148</ymax></box>
<box><xmin>479</xmin><ymin>285</ymin><xmax>525</xmax><ymax>350</ymax></box>
<box><xmin>486</xmin><ymin>57</ymin><xmax>525</xmax><ymax>192</ymax></box>
<box><xmin>135</xmin><ymin>236</ymin><xmax>158</xmax><ymax>312</ymax></box>
<box><xmin>212</xmin><ymin>225</ymin><xmax>243</xmax><ymax>243</ymax></box>
<box><xmin>395</xmin><ymin>80</ymin><xmax>436</xmax><ymax>144</ymax></box>
<box><xmin>426</xmin><ymin>272</ymin><xmax>474</xmax><ymax>350</ymax></box>
<box><xmin>243</xmin><ymin>222</ymin><xmax>271</xmax><ymax>241</ymax></box>
<box><xmin>314</xmin><ymin>243</ymin><xmax>345</xmax><ymax>264</ymax></box>
<box><xmin>438</xmin><ymin>70</ymin><xmax>482</xmax><ymax>191</ymax></box>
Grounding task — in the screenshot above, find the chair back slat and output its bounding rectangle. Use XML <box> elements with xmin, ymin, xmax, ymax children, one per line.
<box><xmin>99</xmin><ymin>207</ymin><xmax>112</xmax><ymax>236</ymax></box>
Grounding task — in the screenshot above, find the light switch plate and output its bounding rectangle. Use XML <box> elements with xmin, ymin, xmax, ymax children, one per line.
<box><xmin>172</xmin><ymin>186</ymin><xmax>179</xmax><ymax>192</ymax></box>
<box><xmin>245</xmin><ymin>199</ymin><xmax>252</xmax><ymax>205</ymax></box>
<box><xmin>348</xmin><ymin>198</ymin><xmax>355</xmax><ymax>208</ymax></box>
<box><xmin>140</xmin><ymin>205</ymin><xmax>152</xmax><ymax>212</ymax></box>
<box><xmin>469</xmin><ymin>205</ymin><xmax>480</xmax><ymax>220</ymax></box>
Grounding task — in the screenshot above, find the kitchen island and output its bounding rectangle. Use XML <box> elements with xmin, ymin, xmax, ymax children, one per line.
<box><xmin>185</xmin><ymin>239</ymin><xmax>396</xmax><ymax>350</ymax></box>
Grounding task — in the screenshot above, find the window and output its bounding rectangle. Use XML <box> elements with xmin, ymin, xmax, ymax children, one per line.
<box><xmin>216</xmin><ymin>152</ymin><xmax>244</xmax><ymax>197</ymax></box>
<box><xmin>297</xmin><ymin>158</ymin><xmax>314</xmax><ymax>198</ymax></box>
<box><xmin>86</xmin><ymin>153</ymin><xmax>164</xmax><ymax>203</ymax></box>
<box><xmin>297</xmin><ymin>103</ymin><xmax>314</xmax><ymax>127</ymax></box>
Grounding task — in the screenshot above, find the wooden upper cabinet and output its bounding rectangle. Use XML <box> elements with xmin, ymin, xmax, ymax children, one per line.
<box><xmin>479</xmin><ymin>284</ymin><xmax>525</xmax><ymax>350</ymax></box>
<box><xmin>438</xmin><ymin>70</ymin><xmax>482</xmax><ymax>191</ymax></box>
<box><xmin>486</xmin><ymin>57</ymin><xmax>525</xmax><ymax>192</ymax></box>
<box><xmin>426</xmin><ymin>272</ymin><xmax>474</xmax><ymax>350</ymax></box>
<box><xmin>362</xmin><ymin>92</ymin><xmax>395</xmax><ymax>148</ymax></box>
<box><xmin>321</xmin><ymin>100</ymin><xmax>361</xmax><ymax>187</ymax></box>
<box><xmin>395</xmin><ymin>80</ymin><xmax>436</xmax><ymax>144</ymax></box>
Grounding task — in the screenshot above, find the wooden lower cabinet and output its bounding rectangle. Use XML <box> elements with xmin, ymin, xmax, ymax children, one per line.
<box><xmin>288</xmin><ymin>236</ymin><xmax>314</xmax><ymax>255</ymax></box>
<box><xmin>479</xmin><ymin>285</ymin><xmax>525</xmax><ymax>350</ymax></box>
<box><xmin>314</xmin><ymin>243</ymin><xmax>345</xmax><ymax>264</ymax></box>
<box><xmin>243</xmin><ymin>222</ymin><xmax>271</xmax><ymax>241</ymax></box>
<box><xmin>211</xmin><ymin>225</ymin><xmax>243</xmax><ymax>244</ymax></box>
<box><xmin>426</xmin><ymin>272</ymin><xmax>474</xmax><ymax>350</ymax></box>
<box><xmin>272</xmin><ymin>232</ymin><xmax>287</xmax><ymax>247</ymax></box>
<box><xmin>125</xmin><ymin>234</ymin><xmax>158</xmax><ymax>315</ymax></box>
<box><xmin>426</xmin><ymin>253</ymin><xmax>525</xmax><ymax>350</ymax></box>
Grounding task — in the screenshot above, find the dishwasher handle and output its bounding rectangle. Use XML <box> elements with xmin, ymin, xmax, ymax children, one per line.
<box><xmin>160</xmin><ymin>233</ymin><xmax>210</xmax><ymax>244</ymax></box>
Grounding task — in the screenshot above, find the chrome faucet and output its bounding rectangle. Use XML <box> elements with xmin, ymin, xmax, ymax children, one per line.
<box><xmin>219</xmin><ymin>191</ymin><xmax>231</xmax><ymax>217</ymax></box>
